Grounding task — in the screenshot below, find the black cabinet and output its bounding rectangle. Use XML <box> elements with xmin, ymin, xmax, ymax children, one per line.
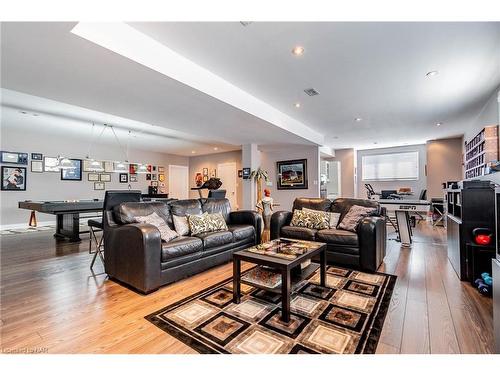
<box><xmin>446</xmin><ymin>181</ymin><xmax>495</xmax><ymax>282</ymax></box>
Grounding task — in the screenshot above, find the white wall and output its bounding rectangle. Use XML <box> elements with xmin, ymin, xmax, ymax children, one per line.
<box><xmin>260</xmin><ymin>145</ymin><xmax>320</xmax><ymax>211</ymax></box>
<box><xmin>464</xmin><ymin>87</ymin><xmax>500</xmax><ymax>142</ymax></box>
<box><xmin>356</xmin><ymin>144</ymin><xmax>427</xmax><ymax>199</ymax></box>
<box><xmin>0</xmin><ymin>122</ymin><xmax>188</xmax><ymax>228</ymax></box>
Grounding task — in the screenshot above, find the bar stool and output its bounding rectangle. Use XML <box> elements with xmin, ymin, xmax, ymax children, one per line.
<box><xmin>88</xmin><ymin>218</ymin><xmax>104</xmax><ymax>269</ymax></box>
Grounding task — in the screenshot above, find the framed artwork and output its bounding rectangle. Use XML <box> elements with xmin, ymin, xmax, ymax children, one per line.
<box><xmin>203</xmin><ymin>168</ymin><xmax>209</xmax><ymax>176</ymax></box>
<box><xmin>1</xmin><ymin>151</ymin><xmax>28</xmax><ymax>165</ymax></box>
<box><xmin>99</xmin><ymin>173</ymin><xmax>111</xmax><ymax>182</ymax></box>
<box><xmin>2</xmin><ymin>166</ymin><xmax>27</xmax><ymax>190</ymax></box>
<box><xmin>158</xmin><ymin>166</ymin><xmax>165</xmax><ymax>173</ymax></box>
<box><xmin>242</xmin><ymin>167</ymin><xmax>251</xmax><ymax>179</ymax></box>
<box><xmin>60</xmin><ymin>159</ymin><xmax>82</xmax><ymax>181</ymax></box>
<box><xmin>104</xmin><ymin>161</ymin><xmax>114</xmax><ymax>173</ymax></box>
<box><xmin>44</xmin><ymin>156</ymin><xmax>60</xmax><ymax>172</ymax></box>
<box><xmin>276</xmin><ymin>159</ymin><xmax>308</xmax><ymax>190</ymax></box>
<box><xmin>238</xmin><ymin>169</ymin><xmax>243</xmax><ymax>178</ymax></box>
<box><xmin>152</xmin><ymin>174</ymin><xmax>157</xmax><ymax>181</ymax></box>
<box><xmin>152</xmin><ymin>166</ymin><xmax>157</xmax><ymax>172</ymax></box>
<box><xmin>130</xmin><ymin>174</ymin><xmax>138</xmax><ymax>182</ymax></box>
<box><xmin>83</xmin><ymin>160</ymin><xmax>104</xmax><ymax>172</ymax></box>
<box><xmin>88</xmin><ymin>173</ymin><xmax>99</xmax><ymax>181</ymax></box>
<box><xmin>159</xmin><ymin>182</ymin><xmax>165</xmax><ymax>187</ymax></box>
<box><xmin>195</xmin><ymin>172</ymin><xmax>203</xmax><ymax>187</ymax></box>
<box><xmin>31</xmin><ymin>153</ymin><xmax>43</xmax><ymax>160</ymax></box>
<box><xmin>203</xmin><ymin>175</ymin><xmax>209</xmax><ymax>182</ymax></box>
<box><xmin>31</xmin><ymin>161</ymin><xmax>43</xmax><ymax>173</ymax></box>
<box><xmin>119</xmin><ymin>173</ymin><xmax>128</xmax><ymax>183</ymax></box>
<box><xmin>151</xmin><ymin>181</ymin><xmax>158</xmax><ymax>187</ymax></box>
<box><xmin>147</xmin><ymin>165</ymin><xmax>152</xmax><ymax>172</ymax></box>
<box><xmin>210</xmin><ymin>169</ymin><xmax>217</xmax><ymax>178</ymax></box>
<box><xmin>94</xmin><ymin>182</ymin><xmax>105</xmax><ymax>190</ymax></box>
<box><xmin>129</xmin><ymin>164</ymin><xmax>138</xmax><ymax>174</ymax></box>
<box><xmin>146</xmin><ymin>174</ymin><xmax>152</xmax><ymax>181</ymax></box>
<box><xmin>158</xmin><ymin>174</ymin><xmax>165</xmax><ymax>182</ymax></box>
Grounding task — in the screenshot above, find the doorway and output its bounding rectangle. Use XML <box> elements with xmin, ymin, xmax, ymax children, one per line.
<box><xmin>217</xmin><ymin>162</ymin><xmax>238</xmax><ymax>210</ymax></box>
<box><xmin>168</xmin><ymin>165</ymin><xmax>189</xmax><ymax>200</ymax></box>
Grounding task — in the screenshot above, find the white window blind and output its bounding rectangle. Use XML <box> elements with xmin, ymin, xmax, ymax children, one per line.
<box><xmin>362</xmin><ymin>151</ymin><xmax>419</xmax><ymax>181</ymax></box>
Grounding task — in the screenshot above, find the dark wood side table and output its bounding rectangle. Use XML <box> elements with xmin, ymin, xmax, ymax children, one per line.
<box><xmin>232</xmin><ymin>239</ymin><xmax>327</xmax><ymax>323</ymax></box>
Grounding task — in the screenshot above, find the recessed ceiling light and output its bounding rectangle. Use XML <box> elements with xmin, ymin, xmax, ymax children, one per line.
<box><xmin>213</xmin><ymin>147</ymin><xmax>219</xmax><ymax>151</ymax></box>
<box><xmin>373</xmin><ymin>142</ymin><xmax>378</xmax><ymax>145</ymax></box>
<box><xmin>426</xmin><ymin>70</ymin><xmax>439</xmax><ymax>77</ymax></box>
<box><xmin>436</xmin><ymin>122</ymin><xmax>442</xmax><ymax>127</ymax></box>
<box><xmin>191</xmin><ymin>150</ymin><xmax>196</xmax><ymax>154</ymax></box>
<box><xmin>294</xmin><ymin>103</ymin><xmax>301</xmax><ymax>108</ymax></box>
<box><xmin>355</xmin><ymin>117</ymin><xmax>362</xmax><ymax>122</ymax></box>
<box><xmin>291</xmin><ymin>46</ymin><xmax>304</xmax><ymax>56</ymax></box>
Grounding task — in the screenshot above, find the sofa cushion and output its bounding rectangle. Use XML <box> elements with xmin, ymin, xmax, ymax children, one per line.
<box><xmin>316</xmin><ymin>228</ymin><xmax>359</xmax><ymax>247</ymax></box>
<box><xmin>161</xmin><ymin>236</ymin><xmax>203</xmax><ymax>262</ymax></box>
<box><xmin>188</xmin><ymin>212</ymin><xmax>228</xmax><ymax>235</ymax></box>
<box><xmin>290</xmin><ymin>209</ymin><xmax>329</xmax><ymax>230</ymax></box>
<box><xmin>173</xmin><ymin>215</ymin><xmax>190</xmax><ymax>236</ymax></box>
<box><xmin>135</xmin><ymin>212</ymin><xmax>178</xmax><ymax>242</ymax></box>
<box><xmin>202</xmin><ymin>198</ymin><xmax>231</xmax><ymax>222</ymax></box>
<box><xmin>303</xmin><ymin>208</ymin><xmax>340</xmax><ymax>229</ymax></box>
<box><xmin>331</xmin><ymin>198</ymin><xmax>381</xmax><ymax>219</ymax></box>
<box><xmin>114</xmin><ymin>201</ymin><xmax>171</xmax><ymax>225</ymax></box>
<box><xmin>227</xmin><ymin>224</ymin><xmax>255</xmax><ymax>242</ymax></box>
<box><xmin>195</xmin><ymin>230</ymin><xmax>233</xmax><ymax>249</ymax></box>
<box><xmin>338</xmin><ymin>205</ymin><xmax>377</xmax><ymax>232</ymax></box>
<box><xmin>281</xmin><ymin>225</ymin><xmax>318</xmax><ymax>241</ymax></box>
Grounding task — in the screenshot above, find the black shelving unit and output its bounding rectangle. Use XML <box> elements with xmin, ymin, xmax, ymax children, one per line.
<box><xmin>446</xmin><ymin>181</ymin><xmax>495</xmax><ymax>281</ymax></box>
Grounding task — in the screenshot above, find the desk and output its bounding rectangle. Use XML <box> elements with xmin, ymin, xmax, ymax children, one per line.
<box><xmin>378</xmin><ymin>199</ymin><xmax>431</xmax><ymax>247</ymax></box>
<box><xmin>19</xmin><ymin>200</ymin><xmax>103</xmax><ymax>242</ymax></box>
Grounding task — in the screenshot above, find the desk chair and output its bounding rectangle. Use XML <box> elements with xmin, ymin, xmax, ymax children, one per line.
<box><xmin>365</xmin><ymin>184</ymin><xmax>380</xmax><ymax>199</ymax></box>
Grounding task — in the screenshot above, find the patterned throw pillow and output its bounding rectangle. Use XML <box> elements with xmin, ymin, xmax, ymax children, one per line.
<box><xmin>338</xmin><ymin>205</ymin><xmax>376</xmax><ymax>232</ymax></box>
<box><xmin>135</xmin><ymin>212</ymin><xmax>178</xmax><ymax>242</ymax></box>
<box><xmin>290</xmin><ymin>209</ymin><xmax>330</xmax><ymax>230</ymax></box>
<box><xmin>173</xmin><ymin>215</ymin><xmax>190</xmax><ymax>236</ymax></box>
<box><xmin>188</xmin><ymin>212</ymin><xmax>228</xmax><ymax>235</ymax></box>
<box><xmin>302</xmin><ymin>207</ymin><xmax>341</xmax><ymax>229</ymax></box>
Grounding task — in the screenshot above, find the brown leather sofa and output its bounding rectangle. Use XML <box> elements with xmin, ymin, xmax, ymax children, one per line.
<box><xmin>103</xmin><ymin>192</ymin><xmax>261</xmax><ymax>294</ymax></box>
<box><xmin>270</xmin><ymin>197</ymin><xmax>386</xmax><ymax>272</ymax></box>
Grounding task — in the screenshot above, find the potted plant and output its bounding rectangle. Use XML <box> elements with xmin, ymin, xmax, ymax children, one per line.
<box><xmin>250</xmin><ymin>168</ymin><xmax>270</xmax><ymax>204</ymax></box>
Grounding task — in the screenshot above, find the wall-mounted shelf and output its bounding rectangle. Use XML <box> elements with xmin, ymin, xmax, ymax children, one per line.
<box><xmin>464</xmin><ymin>125</ymin><xmax>498</xmax><ymax>179</ymax></box>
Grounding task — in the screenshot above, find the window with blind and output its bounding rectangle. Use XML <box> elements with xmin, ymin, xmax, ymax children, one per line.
<box><xmin>362</xmin><ymin>151</ymin><xmax>419</xmax><ymax>181</ymax></box>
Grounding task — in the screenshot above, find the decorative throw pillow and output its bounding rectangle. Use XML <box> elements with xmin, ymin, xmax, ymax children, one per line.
<box><xmin>188</xmin><ymin>212</ymin><xmax>228</xmax><ymax>235</ymax></box>
<box><xmin>303</xmin><ymin>207</ymin><xmax>341</xmax><ymax>229</ymax></box>
<box><xmin>290</xmin><ymin>209</ymin><xmax>330</xmax><ymax>230</ymax></box>
<box><xmin>135</xmin><ymin>212</ymin><xmax>178</xmax><ymax>242</ymax></box>
<box><xmin>338</xmin><ymin>205</ymin><xmax>376</xmax><ymax>232</ymax></box>
<box><xmin>173</xmin><ymin>215</ymin><xmax>190</xmax><ymax>236</ymax></box>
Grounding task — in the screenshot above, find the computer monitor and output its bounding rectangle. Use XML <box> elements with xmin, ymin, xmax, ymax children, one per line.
<box><xmin>381</xmin><ymin>190</ymin><xmax>397</xmax><ymax>199</ymax></box>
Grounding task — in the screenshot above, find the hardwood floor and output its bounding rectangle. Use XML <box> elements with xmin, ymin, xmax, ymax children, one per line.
<box><xmin>0</xmin><ymin>222</ymin><xmax>494</xmax><ymax>354</ymax></box>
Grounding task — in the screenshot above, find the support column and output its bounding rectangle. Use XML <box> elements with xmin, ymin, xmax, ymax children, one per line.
<box><xmin>242</xmin><ymin>144</ymin><xmax>261</xmax><ymax>210</ymax></box>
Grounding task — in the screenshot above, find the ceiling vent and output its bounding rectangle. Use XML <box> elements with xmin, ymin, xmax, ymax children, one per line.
<box><xmin>304</xmin><ymin>88</ymin><xmax>320</xmax><ymax>96</ymax></box>
<box><xmin>240</xmin><ymin>21</ymin><xmax>253</xmax><ymax>27</ymax></box>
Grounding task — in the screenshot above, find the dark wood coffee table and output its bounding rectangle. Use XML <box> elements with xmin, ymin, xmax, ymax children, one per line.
<box><xmin>232</xmin><ymin>238</ymin><xmax>327</xmax><ymax>323</ymax></box>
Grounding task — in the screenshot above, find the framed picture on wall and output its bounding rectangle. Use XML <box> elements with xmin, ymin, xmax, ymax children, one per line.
<box><xmin>151</xmin><ymin>181</ymin><xmax>158</xmax><ymax>187</ymax></box>
<box><xmin>104</xmin><ymin>161</ymin><xmax>114</xmax><ymax>173</ymax></box>
<box><xmin>88</xmin><ymin>173</ymin><xmax>99</xmax><ymax>182</ymax></box>
<box><xmin>83</xmin><ymin>160</ymin><xmax>104</xmax><ymax>172</ymax></box>
<box><xmin>276</xmin><ymin>159</ymin><xmax>308</xmax><ymax>190</ymax></box>
<box><xmin>238</xmin><ymin>169</ymin><xmax>243</xmax><ymax>178</ymax></box>
<box><xmin>151</xmin><ymin>174</ymin><xmax>157</xmax><ymax>181</ymax></box>
<box><xmin>1</xmin><ymin>166</ymin><xmax>27</xmax><ymax>190</ymax></box>
<box><xmin>119</xmin><ymin>173</ymin><xmax>128</xmax><ymax>183</ymax></box>
<box><xmin>146</xmin><ymin>174</ymin><xmax>152</xmax><ymax>181</ymax></box>
<box><xmin>129</xmin><ymin>164</ymin><xmax>138</xmax><ymax>174</ymax></box>
<box><xmin>44</xmin><ymin>156</ymin><xmax>60</xmax><ymax>172</ymax></box>
<box><xmin>94</xmin><ymin>182</ymin><xmax>105</xmax><ymax>190</ymax></box>
<box><xmin>203</xmin><ymin>168</ymin><xmax>209</xmax><ymax>176</ymax></box>
<box><xmin>99</xmin><ymin>173</ymin><xmax>111</xmax><ymax>182</ymax></box>
<box><xmin>158</xmin><ymin>174</ymin><xmax>165</xmax><ymax>182</ymax></box>
<box><xmin>1</xmin><ymin>151</ymin><xmax>28</xmax><ymax>165</ymax></box>
<box><xmin>31</xmin><ymin>161</ymin><xmax>43</xmax><ymax>173</ymax></box>
<box><xmin>31</xmin><ymin>153</ymin><xmax>43</xmax><ymax>160</ymax></box>
<box><xmin>130</xmin><ymin>174</ymin><xmax>138</xmax><ymax>182</ymax></box>
<box><xmin>60</xmin><ymin>159</ymin><xmax>82</xmax><ymax>181</ymax></box>
<box><xmin>158</xmin><ymin>166</ymin><xmax>165</xmax><ymax>173</ymax></box>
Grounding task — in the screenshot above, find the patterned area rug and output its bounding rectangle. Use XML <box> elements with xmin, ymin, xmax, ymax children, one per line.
<box><xmin>145</xmin><ymin>265</ymin><xmax>396</xmax><ymax>354</ymax></box>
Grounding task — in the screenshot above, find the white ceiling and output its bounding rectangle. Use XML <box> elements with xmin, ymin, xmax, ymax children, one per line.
<box><xmin>131</xmin><ymin>22</ymin><xmax>500</xmax><ymax>148</ymax></box>
<box><xmin>1</xmin><ymin>22</ymin><xmax>500</xmax><ymax>153</ymax></box>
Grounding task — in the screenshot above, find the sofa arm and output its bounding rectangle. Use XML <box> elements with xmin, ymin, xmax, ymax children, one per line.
<box><xmin>104</xmin><ymin>223</ymin><xmax>162</xmax><ymax>294</ymax></box>
<box><xmin>229</xmin><ymin>210</ymin><xmax>262</xmax><ymax>244</ymax></box>
<box><xmin>270</xmin><ymin>211</ymin><xmax>293</xmax><ymax>240</ymax></box>
<box><xmin>357</xmin><ymin>216</ymin><xmax>387</xmax><ymax>272</ymax></box>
